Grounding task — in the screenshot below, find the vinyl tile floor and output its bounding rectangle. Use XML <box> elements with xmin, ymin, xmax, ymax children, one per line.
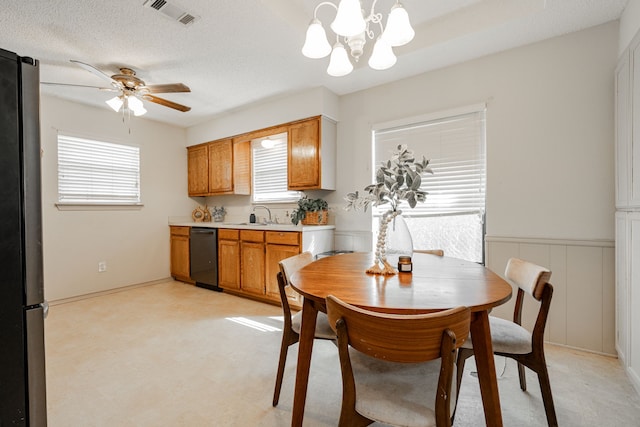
<box><xmin>45</xmin><ymin>280</ymin><xmax>640</xmax><ymax>426</ymax></box>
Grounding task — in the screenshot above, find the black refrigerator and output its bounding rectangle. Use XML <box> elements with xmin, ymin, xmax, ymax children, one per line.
<box><xmin>0</xmin><ymin>48</ymin><xmax>47</xmax><ymax>426</ymax></box>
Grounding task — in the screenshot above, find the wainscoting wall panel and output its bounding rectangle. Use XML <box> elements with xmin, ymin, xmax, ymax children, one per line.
<box><xmin>486</xmin><ymin>236</ymin><xmax>615</xmax><ymax>355</ymax></box>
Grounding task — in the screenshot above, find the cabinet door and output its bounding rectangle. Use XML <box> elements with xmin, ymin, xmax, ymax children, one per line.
<box><xmin>241</xmin><ymin>241</ymin><xmax>265</xmax><ymax>295</ymax></box>
<box><xmin>208</xmin><ymin>139</ymin><xmax>233</xmax><ymax>193</ymax></box>
<box><xmin>233</xmin><ymin>140</ymin><xmax>251</xmax><ymax>195</ymax></box>
<box><xmin>170</xmin><ymin>229</ymin><xmax>191</xmax><ymax>282</ymax></box>
<box><xmin>187</xmin><ymin>145</ymin><xmax>209</xmax><ymax>196</ymax></box>
<box><xmin>218</xmin><ymin>239</ymin><xmax>240</xmax><ymax>290</ymax></box>
<box><xmin>265</xmin><ymin>244</ymin><xmax>301</xmax><ymax>300</ymax></box>
<box><xmin>288</xmin><ymin>117</ymin><xmax>320</xmax><ymax>190</ymax></box>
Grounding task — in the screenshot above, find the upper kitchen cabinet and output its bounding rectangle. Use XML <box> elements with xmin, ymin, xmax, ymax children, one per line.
<box><xmin>187</xmin><ymin>144</ymin><xmax>209</xmax><ymax>196</ymax></box>
<box><xmin>187</xmin><ymin>138</ymin><xmax>250</xmax><ymax>196</ymax></box>
<box><xmin>288</xmin><ymin>116</ymin><xmax>336</xmax><ymax>191</ymax></box>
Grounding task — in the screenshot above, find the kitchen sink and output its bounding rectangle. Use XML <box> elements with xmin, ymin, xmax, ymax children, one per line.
<box><xmin>224</xmin><ymin>222</ymin><xmax>294</xmax><ymax>228</ymax></box>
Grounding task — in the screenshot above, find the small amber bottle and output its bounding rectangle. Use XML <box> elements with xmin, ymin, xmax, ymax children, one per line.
<box><xmin>397</xmin><ymin>256</ymin><xmax>413</xmax><ymax>273</ymax></box>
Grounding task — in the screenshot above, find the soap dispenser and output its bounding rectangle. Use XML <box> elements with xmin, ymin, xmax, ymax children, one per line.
<box><xmin>249</xmin><ymin>213</ymin><xmax>256</xmax><ymax>223</ymax></box>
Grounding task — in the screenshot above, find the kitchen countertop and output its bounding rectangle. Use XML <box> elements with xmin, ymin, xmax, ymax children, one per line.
<box><xmin>169</xmin><ymin>221</ymin><xmax>335</xmax><ymax>232</ymax></box>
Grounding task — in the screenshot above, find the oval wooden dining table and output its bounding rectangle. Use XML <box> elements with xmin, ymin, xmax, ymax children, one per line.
<box><xmin>288</xmin><ymin>252</ymin><xmax>513</xmax><ymax>427</ymax></box>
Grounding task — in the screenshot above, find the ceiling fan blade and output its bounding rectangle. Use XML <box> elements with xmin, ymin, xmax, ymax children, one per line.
<box><xmin>41</xmin><ymin>82</ymin><xmax>116</xmax><ymax>91</ymax></box>
<box><xmin>145</xmin><ymin>83</ymin><xmax>191</xmax><ymax>93</ymax></box>
<box><xmin>70</xmin><ymin>60</ymin><xmax>118</xmax><ymax>85</ymax></box>
<box><xmin>143</xmin><ymin>94</ymin><xmax>191</xmax><ymax>112</ymax></box>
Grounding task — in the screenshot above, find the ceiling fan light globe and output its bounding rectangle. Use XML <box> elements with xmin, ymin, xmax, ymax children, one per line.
<box><xmin>302</xmin><ymin>19</ymin><xmax>331</xmax><ymax>59</ymax></box>
<box><xmin>368</xmin><ymin>37</ymin><xmax>396</xmax><ymax>70</ymax></box>
<box><xmin>106</xmin><ymin>96</ymin><xmax>123</xmax><ymax>112</ymax></box>
<box><xmin>327</xmin><ymin>42</ymin><xmax>353</xmax><ymax>77</ymax></box>
<box><xmin>382</xmin><ymin>3</ymin><xmax>414</xmax><ymax>47</ymax></box>
<box><xmin>133</xmin><ymin>106</ymin><xmax>147</xmax><ymax>117</ymax></box>
<box><xmin>127</xmin><ymin>95</ymin><xmax>145</xmax><ymax>112</ymax></box>
<box><xmin>330</xmin><ymin>0</ymin><xmax>366</xmax><ymax>37</ymax></box>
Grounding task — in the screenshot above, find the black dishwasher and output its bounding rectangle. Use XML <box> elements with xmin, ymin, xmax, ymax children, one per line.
<box><xmin>190</xmin><ymin>228</ymin><xmax>221</xmax><ymax>292</ymax></box>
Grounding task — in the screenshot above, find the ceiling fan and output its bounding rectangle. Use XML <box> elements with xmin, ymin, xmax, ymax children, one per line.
<box><xmin>42</xmin><ymin>60</ymin><xmax>191</xmax><ymax>115</ymax></box>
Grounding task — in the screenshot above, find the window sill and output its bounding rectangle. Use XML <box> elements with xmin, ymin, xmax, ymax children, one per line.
<box><xmin>55</xmin><ymin>203</ymin><xmax>144</xmax><ymax>211</ymax></box>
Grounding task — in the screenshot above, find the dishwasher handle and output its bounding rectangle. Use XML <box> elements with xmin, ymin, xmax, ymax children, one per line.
<box><xmin>190</xmin><ymin>228</ymin><xmax>216</xmax><ymax>236</ymax></box>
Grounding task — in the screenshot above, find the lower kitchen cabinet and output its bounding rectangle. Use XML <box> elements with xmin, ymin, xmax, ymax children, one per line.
<box><xmin>217</xmin><ymin>228</ymin><xmax>303</xmax><ymax>307</ymax></box>
<box><xmin>240</xmin><ymin>230</ymin><xmax>266</xmax><ymax>296</ymax></box>
<box><xmin>170</xmin><ymin>226</ymin><xmax>193</xmax><ymax>283</ymax></box>
<box><xmin>170</xmin><ymin>225</ymin><xmax>332</xmax><ymax>308</ymax></box>
<box><xmin>218</xmin><ymin>229</ymin><xmax>240</xmax><ymax>290</ymax></box>
<box><xmin>265</xmin><ymin>231</ymin><xmax>302</xmax><ymax>306</ymax></box>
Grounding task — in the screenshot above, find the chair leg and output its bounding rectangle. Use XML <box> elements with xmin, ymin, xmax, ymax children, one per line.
<box><xmin>452</xmin><ymin>347</ymin><xmax>474</xmax><ymax>422</ymax></box>
<box><xmin>536</xmin><ymin>366</ymin><xmax>558</xmax><ymax>427</ymax></box>
<box><xmin>517</xmin><ymin>361</ymin><xmax>527</xmax><ymax>391</ymax></box>
<box><xmin>272</xmin><ymin>329</ymin><xmax>298</xmax><ymax>407</ymax></box>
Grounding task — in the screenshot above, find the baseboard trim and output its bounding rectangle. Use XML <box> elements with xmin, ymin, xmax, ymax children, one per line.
<box><xmin>49</xmin><ymin>277</ymin><xmax>174</xmax><ymax>306</ymax></box>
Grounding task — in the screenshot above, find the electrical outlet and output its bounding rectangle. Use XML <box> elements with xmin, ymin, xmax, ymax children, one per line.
<box><xmin>98</xmin><ymin>261</ymin><xmax>107</xmax><ymax>272</ymax></box>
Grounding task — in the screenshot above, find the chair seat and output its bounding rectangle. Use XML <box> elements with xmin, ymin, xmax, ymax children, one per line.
<box><xmin>291</xmin><ymin>311</ymin><xmax>335</xmax><ymax>340</ymax></box>
<box><xmin>461</xmin><ymin>316</ymin><xmax>532</xmax><ymax>354</ymax></box>
<box><xmin>349</xmin><ymin>349</ymin><xmax>456</xmax><ymax>427</ymax></box>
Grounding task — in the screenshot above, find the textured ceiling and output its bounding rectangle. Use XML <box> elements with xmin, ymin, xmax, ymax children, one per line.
<box><xmin>0</xmin><ymin>0</ymin><xmax>629</xmax><ymax>128</ymax></box>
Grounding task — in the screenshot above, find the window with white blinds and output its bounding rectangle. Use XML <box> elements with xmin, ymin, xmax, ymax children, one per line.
<box><xmin>373</xmin><ymin>107</ymin><xmax>486</xmax><ymax>263</ymax></box>
<box><xmin>251</xmin><ymin>134</ymin><xmax>301</xmax><ymax>203</ymax></box>
<box><xmin>57</xmin><ymin>134</ymin><xmax>141</xmax><ymax>205</ymax></box>
<box><xmin>374</xmin><ymin>110</ymin><xmax>486</xmax><ymax>217</ymax></box>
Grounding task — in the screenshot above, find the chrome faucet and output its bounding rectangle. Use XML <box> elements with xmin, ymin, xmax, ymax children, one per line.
<box><xmin>252</xmin><ymin>205</ymin><xmax>272</xmax><ymax>224</ymax></box>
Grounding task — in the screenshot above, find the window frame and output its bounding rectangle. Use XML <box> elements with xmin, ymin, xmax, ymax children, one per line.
<box><xmin>56</xmin><ymin>133</ymin><xmax>143</xmax><ymax>210</ymax></box>
<box><xmin>371</xmin><ymin>104</ymin><xmax>487</xmax><ymax>263</ymax></box>
<box><xmin>250</xmin><ymin>132</ymin><xmax>302</xmax><ymax>204</ymax></box>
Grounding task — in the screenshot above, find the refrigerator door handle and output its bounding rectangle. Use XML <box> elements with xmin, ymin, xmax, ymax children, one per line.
<box><xmin>41</xmin><ymin>300</ymin><xmax>49</xmax><ymax>319</ymax></box>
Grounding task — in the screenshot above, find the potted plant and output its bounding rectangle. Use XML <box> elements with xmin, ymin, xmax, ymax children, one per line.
<box><xmin>291</xmin><ymin>196</ymin><xmax>329</xmax><ymax>225</ymax></box>
<box><xmin>345</xmin><ymin>144</ymin><xmax>432</xmax><ymax>275</ymax></box>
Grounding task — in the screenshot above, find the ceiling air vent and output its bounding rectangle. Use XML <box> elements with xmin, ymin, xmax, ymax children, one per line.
<box><xmin>143</xmin><ymin>0</ymin><xmax>199</xmax><ymax>26</ymax></box>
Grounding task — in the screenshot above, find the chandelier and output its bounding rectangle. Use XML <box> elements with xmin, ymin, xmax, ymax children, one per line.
<box><xmin>302</xmin><ymin>0</ymin><xmax>415</xmax><ymax>77</ymax></box>
<box><xmin>105</xmin><ymin>92</ymin><xmax>147</xmax><ymax>117</ymax></box>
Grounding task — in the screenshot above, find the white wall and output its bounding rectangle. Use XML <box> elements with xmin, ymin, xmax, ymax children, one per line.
<box><xmin>335</xmin><ymin>21</ymin><xmax>617</xmax><ymax>242</ymax></box>
<box><xmin>41</xmin><ymin>96</ymin><xmax>194</xmax><ymax>301</ymax></box>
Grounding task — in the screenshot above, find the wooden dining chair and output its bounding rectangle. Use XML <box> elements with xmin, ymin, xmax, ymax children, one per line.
<box><xmin>326</xmin><ymin>294</ymin><xmax>470</xmax><ymax>427</ymax></box>
<box><xmin>272</xmin><ymin>252</ymin><xmax>335</xmax><ymax>407</ymax></box>
<box><xmin>414</xmin><ymin>249</ymin><xmax>445</xmax><ymax>256</ymax></box>
<box><xmin>456</xmin><ymin>257</ymin><xmax>557</xmax><ymax>426</ymax></box>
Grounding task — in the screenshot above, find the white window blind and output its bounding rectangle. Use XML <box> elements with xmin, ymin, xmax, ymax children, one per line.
<box><xmin>57</xmin><ymin>134</ymin><xmax>141</xmax><ymax>205</ymax></box>
<box><xmin>251</xmin><ymin>135</ymin><xmax>300</xmax><ymax>203</ymax></box>
<box><xmin>373</xmin><ymin>110</ymin><xmax>486</xmax><ymax>218</ymax></box>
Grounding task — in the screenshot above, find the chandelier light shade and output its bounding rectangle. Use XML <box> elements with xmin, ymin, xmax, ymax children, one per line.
<box><xmin>327</xmin><ymin>41</ymin><xmax>354</xmax><ymax>77</ymax></box>
<box><xmin>302</xmin><ymin>18</ymin><xmax>332</xmax><ymax>58</ymax></box>
<box><xmin>382</xmin><ymin>3</ymin><xmax>415</xmax><ymax>46</ymax></box>
<box><xmin>330</xmin><ymin>0</ymin><xmax>366</xmax><ymax>37</ymax></box>
<box><xmin>368</xmin><ymin>37</ymin><xmax>396</xmax><ymax>70</ymax></box>
<box><xmin>303</xmin><ymin>0</ymin><xmax>414</xmax><ymax>76</ymax></box>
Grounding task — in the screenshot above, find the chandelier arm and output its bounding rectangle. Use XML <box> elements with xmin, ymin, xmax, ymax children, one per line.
<box><xmin>313</xmin><ymin>1</ymin><xmax>338</xmax><ymax>18</ymax></box>
<box><xmin>364</xmin><ymin>0</ymin><xmax>379</xmax><ymax>21</ymax></box>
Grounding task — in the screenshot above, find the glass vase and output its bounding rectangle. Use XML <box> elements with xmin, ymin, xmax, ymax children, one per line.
<box><xmin>384</xmin><ymin>214</ymin><xmax>413</xmax><ymax>265</ymax></box>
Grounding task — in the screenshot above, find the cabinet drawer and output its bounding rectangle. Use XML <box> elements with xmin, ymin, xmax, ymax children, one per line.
<box><xmin>219</xmin><ymin>229</ymin><xmax>239</xmax><ymax>240</ymax></box>
<box><xmin>170</xmin><ymin>226</ymin><xmax>190</xmax><ymax>237</ymax></box>
<box><xmin>266</xmin><ymin>231</ymin><xmax>300</xmax><ymax>246</ymax></box>
<box><xmin>240</xmin><ymin>230</ymin><xmax>264</xmax><ymax>242</ymax></box>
